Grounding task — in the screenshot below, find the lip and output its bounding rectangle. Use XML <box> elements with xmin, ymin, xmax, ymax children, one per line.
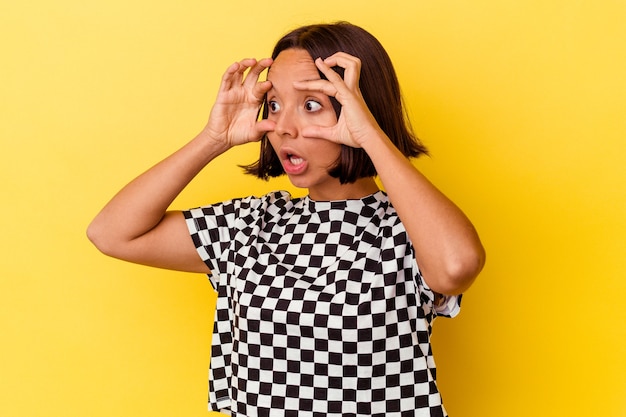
<box><xmin>279</xmin><ymin>148</ymin><xmax>308</xmax><ymax>175</ymax></box>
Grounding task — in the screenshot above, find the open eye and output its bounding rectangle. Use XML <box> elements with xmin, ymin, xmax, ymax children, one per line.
<box><xmin>304</xmin><ymin>100</ymin><xmax>322</xmax><ymax>112</ymax></box>
<box><xmin>268</xmin><ymin>100</ymin><xmax>280</xmax><ymax>113</ymax></box>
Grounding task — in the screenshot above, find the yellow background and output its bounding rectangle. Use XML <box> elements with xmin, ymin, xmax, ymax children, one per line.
<box><xmin>1</xmin><ymin>1</ymin><xmax>625</xmax><ymax>416</ymax></box>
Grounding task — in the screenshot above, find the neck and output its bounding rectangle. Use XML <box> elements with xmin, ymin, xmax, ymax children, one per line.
<box><xmin>308</xmin><ymin>177</ymin><xmax>379</xmax><ymax>201</ymax></box>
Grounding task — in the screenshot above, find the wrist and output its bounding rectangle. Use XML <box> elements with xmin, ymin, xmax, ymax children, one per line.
<box><xmin>359</xmin><ymin>126</ymin><xmax>391</xmax><ymax>154</ymax></box>
<box><xmin>194</xmin><ymin>128</ymin><xmax>231</xmax><ymax>159</ymax></box>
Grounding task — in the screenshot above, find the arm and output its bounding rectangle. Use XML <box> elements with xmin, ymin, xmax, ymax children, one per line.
<box><xmin>297</xmin><ymin>53</ymin><xmax>485</xmax><ymax>295</ymax></box>
<box><xmin>87</xmin><ymin>58</ymin><xmax>275</xmax><ymax>273</ymax></box>
<box><xmin>361</xmin><ymin>131</ymin><xmax>485</xmax><ymax>295</ymax></box>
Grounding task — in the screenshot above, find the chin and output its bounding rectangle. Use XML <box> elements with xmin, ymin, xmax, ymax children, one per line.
<box><xmin>286</xmin><ymin>176</ymin><xmax>312</xmax><ymax>190</ymax></box>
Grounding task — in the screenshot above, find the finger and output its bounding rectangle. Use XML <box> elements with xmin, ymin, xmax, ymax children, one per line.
<box><xmin>235</xmin><ymin>58</ymin><xmax>257</xmax><ymax>84</ymax></box>
<box><xmin>321</xmin><ymin>53</ymin><xmax>361</xmax><ymax>89</ymax></box>
<box><xmin>219</xmin><ymin>58</ymin><xmax>267</xmax><ymax>97</ymax></box>
<box><xmin>323</xmin><ymin>51</ymin><xmax>361</xmax><ymax>66</ymax></box>
<box><xmin>243</xmin><ymin>58</ymin><xmax>272</xmax><ymax>90</ymax></box>
<box><xmin>238</xmin><ymin>57</ymin><xmax>258</xmax><ymax>70</ymax></box>
<box><xmin>312</xmin><ymin>57</ymin><xmax>355</xmax><ymax>100</ymax></box>
<box><xmin>218</xmin><ymin>61</ymin><xmax>243</xmax><ymax>92</ymax></box>
<box><xmin>219</xmin><ymin>58</ymin><xmax>257</xmax><ymax>92</ymax></box>
<box><xmin>248</xmin><ymin>57</ymin><xmax>273</xmax><ymax>77</ymax></box>
<box><xmin>252</xmin><ymin>80</ymin><xmax>273</xmax><ymax>100</ymax></box>
<box><xmin>292</xmin><ymin>79</ymin><xmax>337</xmax><ymax>98</ymax></box>
<box><xmin>255</xmin><ymin>119</ymin><xmax>276</xmax><ymax>136</ymax></box>
<box><xmin>301</xmin><ymin>124</ymin><xmax>336</xmax><ymax>142</ymax></box>
<box><xmin>243</xmin><ymin>119</ymin><xmax>276</xmax><ymax>144</ymax></box>
<box><xmin>314</xmin><ymin>57</ymin><xmax>344</xmax><ymax>85</ymax></box>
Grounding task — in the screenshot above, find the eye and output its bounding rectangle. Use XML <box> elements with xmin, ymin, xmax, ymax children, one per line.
<box><xmin>268</xmin><ymin>100</ymin><xmax>280</xmax><ymax>113</ymax></box>
<box><xmin>304</xmin><ymin>100</ymin><xmax>322</xmax><ymax>112</ymax></box>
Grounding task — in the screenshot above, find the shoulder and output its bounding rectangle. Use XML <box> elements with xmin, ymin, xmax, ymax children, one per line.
<box><xmin>185</xmin><ymin>190</ymin><xmax>295</xmax><ymax>219</ymax></box>
<box><xmin>239</xmin><ymin>190</ymin><xmax>296</xmax><ymax>214</ymax></box>
<box><xmin>366</xmin><ymin>191</ymin><xmax>402</xmax><ymax>226</ymax></box>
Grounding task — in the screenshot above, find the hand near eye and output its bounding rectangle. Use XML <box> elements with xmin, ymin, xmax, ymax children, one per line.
<box><xmin>293</xmin><ymin>52</ymin><xmax>383</xmax><ymax>148</ymax></box>
<box><xmin>203</xmin><ymin>58</ymin><xmax>275</xmax><ymax>150</ymax></box>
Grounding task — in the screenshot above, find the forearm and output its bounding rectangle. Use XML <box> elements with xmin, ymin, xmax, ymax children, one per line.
<box><xmin>363</xmin><ymin>131</ymin><xmax>485</xmax><ymax>295</ymax></box>
<box><xmin>87</xmin><ymin>130</ymin><xmax>227</xmax><ymax>251</ymax></box>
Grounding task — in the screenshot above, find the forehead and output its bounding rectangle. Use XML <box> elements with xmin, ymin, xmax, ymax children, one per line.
<box><xmin>267</xmin><ymin>48</ymin><xmax>321</xmax><ymax>82</ymax></box>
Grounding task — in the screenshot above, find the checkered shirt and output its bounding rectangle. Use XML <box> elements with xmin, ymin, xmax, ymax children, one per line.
<box><xmin>183</xmin><ymin>191</ymin><xmax>461</xmax><ymax>417</ymax></box>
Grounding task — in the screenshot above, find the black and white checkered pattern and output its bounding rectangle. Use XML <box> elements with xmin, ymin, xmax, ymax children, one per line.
<box><xmin>184</xmin><ymin>191</ymin><xmax>460</xmax><ymax>417</ymax></box>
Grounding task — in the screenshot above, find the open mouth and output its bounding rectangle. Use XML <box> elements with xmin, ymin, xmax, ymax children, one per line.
<box><xmin>288</xmin><ymin>154</ymin><xmax>304</xmax><ymax>165</ymax></box>
<box><xmin>281</xmin><ymin>151</ymin><xmax>307</xmax><ymax>174</ymax></box>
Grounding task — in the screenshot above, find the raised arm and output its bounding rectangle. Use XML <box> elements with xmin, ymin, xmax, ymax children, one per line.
<box><xmin>297</xmin><ymin>53</ymin><xmax>485</xmax><ymax>295</ymax></box>
<box><xmin>361</xmin><ymin>133</ymin><xmax>485</xmax><ymax>295</ymax></box>
<box><xmin>87</xmin><ymin>58</ymin><xmax>275</xmax><ymax>273</ymax></box>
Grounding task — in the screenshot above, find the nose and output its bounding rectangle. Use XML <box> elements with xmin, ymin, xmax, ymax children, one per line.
<box><xmin>273</xmin><ymin>107</ymin><xmax>298</xmax><ymax>138</ymax></box>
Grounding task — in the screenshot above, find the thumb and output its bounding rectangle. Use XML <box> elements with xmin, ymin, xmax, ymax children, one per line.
<box><xmin>255</xmin><ymin>119</ymin><xmax>276</xmax><ymax>136</ymax></box>
<box><xmin>301</xmin><ymin>125</ymin><xmax>336</xmax><ymax>142</ymax></box>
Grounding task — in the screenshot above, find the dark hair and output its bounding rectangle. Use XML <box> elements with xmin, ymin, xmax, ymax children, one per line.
<box><xmin>243</xmin><ymin>21</ymin><xmax>428</xmax><ymax>183</ymax></box>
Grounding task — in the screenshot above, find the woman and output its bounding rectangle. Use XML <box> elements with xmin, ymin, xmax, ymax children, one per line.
<box><xmin>88</xmin><ymin>22</ymin><xmax>485</xmax><ymax>417</ymax></box>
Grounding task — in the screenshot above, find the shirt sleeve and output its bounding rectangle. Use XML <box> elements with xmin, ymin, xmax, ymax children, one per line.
<box><xmin>183</xmin><ymin>203</ymin><xmax>228</xmax><ymax>282</ymax></box>
<box><xmin>416</xmin><ymin>267</ymin><xmax>462</xmax><ymax>318</ymax></box>
<box><xmin>410</xmin><ymin>250</ymin><xmax>462</xmax><ymax>319</ymax></box>
<box><xmin>182</xmin><ymin>196</ymin><xmax>260</xmax><ymax>289</ymax></box>
<box><xmin>393</xmin><ymin>208</ymin><xmax>462</xmax><ymax>319</ymax></box>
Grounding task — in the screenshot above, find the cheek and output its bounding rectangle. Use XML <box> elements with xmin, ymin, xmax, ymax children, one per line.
<box><xmin>316</xmin><ymin>141</ymin><xmax>342</xmax><ymax>164</ymax></box>
<box><xmin>317</xmin><ymin>110</ymin><xmax>338</xmax><ymax>127</ymax></box>
<box><xmin>265</xmin><ymin>133</ymin><xmax>280</xmax><ymax>151</ymax></box>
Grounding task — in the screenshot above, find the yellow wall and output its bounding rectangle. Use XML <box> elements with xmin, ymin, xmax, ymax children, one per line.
<box><xmin>1</xmin><ymin>1</ymin><xmax>624</xmax><ymax>416</ymax></box>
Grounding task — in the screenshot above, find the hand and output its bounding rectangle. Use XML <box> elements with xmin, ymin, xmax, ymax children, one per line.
<box><xmin>293</xmin><ymin>52</ymin><xmax>383</xmax><ymax>148</ymax></box>
<box><xmin>203</xmin><ymin>58</ymin><xmax>275</xmax><ymax>150</ymax></box>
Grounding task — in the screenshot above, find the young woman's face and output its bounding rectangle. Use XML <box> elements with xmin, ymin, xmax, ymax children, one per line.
<box><xmin>265</xmin><ymin>48</ymin><xmax>342</xmax><ymax>199</ymax></box>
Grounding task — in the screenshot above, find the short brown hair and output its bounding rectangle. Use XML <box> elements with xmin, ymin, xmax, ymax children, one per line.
<box><xmin>243</xmin><ymin>22</ymin><xmax>427</xmax><ymax>183</ymax></box>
